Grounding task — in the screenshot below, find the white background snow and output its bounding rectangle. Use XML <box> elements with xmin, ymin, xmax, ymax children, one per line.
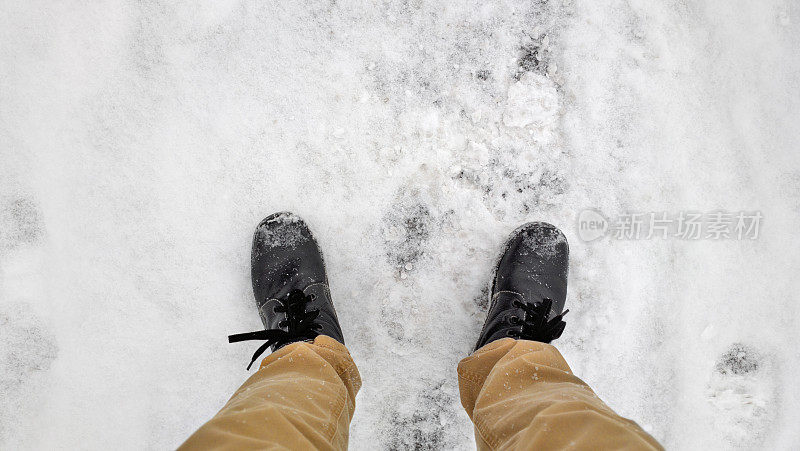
<box><xmin>1</xmin><ymin>0</ymin><xmax>799</xmax><ymax>449</ymax></box>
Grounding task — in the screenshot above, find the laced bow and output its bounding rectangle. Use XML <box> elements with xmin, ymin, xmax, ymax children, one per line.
<box><xmin>507</xmin><ymin>298</ymin><xmax>569</xmax><ymax>343</ymax></box>
<box><xmin>229</xmin><ymin>289</ymin><xmax>322</xmax><ymax>369</ymax></box>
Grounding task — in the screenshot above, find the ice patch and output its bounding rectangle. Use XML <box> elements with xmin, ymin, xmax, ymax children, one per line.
<box><xmin>503</xmin><ymin>73</ymin><xmax>560</xmax><ymax>129</ymax></box>
<box><xmin>707</xmin><ymin>343</ymin><xmax>777</xmax><ymax>448</ymax></box>
<box><xmin>0</xmin><ymin>197</ymin><xmax>43</xmax><ymax>251</ymax></box>
<box><xmin>0</xmin><ymin>302</ymin><xmax>58</xmax><ymax>443</ymax></box>
<box><xmin>382</xmin><ymin>379</ymin><xmax>461</xmax><ymax>450</ymax></box>
<box><xmin>381</xmin><ymin>187</ymin><xmax>436</xmax><ymax>271</ymax></box>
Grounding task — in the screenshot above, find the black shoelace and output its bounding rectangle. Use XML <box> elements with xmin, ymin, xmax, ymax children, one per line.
<box><xmin>506</xmin><ymin>298</ymin><xmax>569</xmax><ymax>343</ymax></box>
<box><xmin>228</xmin><ymin>289</ymin><xmax>322</xmax><ymax>370</ymax></box>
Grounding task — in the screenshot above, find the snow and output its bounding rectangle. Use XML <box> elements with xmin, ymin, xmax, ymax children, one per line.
<box><xmin>1</xmin><ymin>0</ymin><xmax>799</xmax><ymax>449</ymax></box>
<box><xmin>503</xmin><ymin>73</ymin><xmax>560</xmax><ymax>129</ymax></box>
<box><xmin>257</xmin><ymin>213</ymin><xmax>308</xmax><ymax>248</ymax></box>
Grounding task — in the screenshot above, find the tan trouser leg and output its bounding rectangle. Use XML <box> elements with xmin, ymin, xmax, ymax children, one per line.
<box><xmin>180</xmin><ymin>335</ymin><xmax>360</xmax><ymax>451</ymax></box>
<box><xmin>457</xmin><ymin>338</ymin><xmax>663</xmax><ymax>450</ymax></box>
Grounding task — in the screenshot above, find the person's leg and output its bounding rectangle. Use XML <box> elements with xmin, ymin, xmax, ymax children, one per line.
<box><xmin>182</xmin><ymin>213</ymin><xmax>357</xmax><ymax>450</ymax></box>
<box><xmin>458</xmin><ymin>338</ymin><xmax>661</xmax><ymax>450</ymax></box>
<box><xmin>180</xmin><ymin>335</ymin><xmax>360</xmax><ymax>450</ymax></box>
<box><xmin>462</xmin><ymin>222</ymin><xmax>663</xmax><ymax>450</ymax></box>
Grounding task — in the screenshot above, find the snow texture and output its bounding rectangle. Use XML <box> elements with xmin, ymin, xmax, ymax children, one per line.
<box><xmin>257</xmin><ymin>213</ymin><xmax>309</xmax><ymax>248</ymax></box>
<box><xmin>1</xmin><ymin>0</ymin><xmax>799</xmax><ymax>449</ymax></box>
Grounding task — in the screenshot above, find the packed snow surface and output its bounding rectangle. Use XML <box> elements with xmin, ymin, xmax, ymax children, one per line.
<box><xmin>2</xmin><ymin>0</ymin><xmax>799</xmax><ymax>449</ymax></box>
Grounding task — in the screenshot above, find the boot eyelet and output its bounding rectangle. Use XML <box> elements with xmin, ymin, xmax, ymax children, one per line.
<box><xmin>508</xmin><ymin>315</ymin><xmax>519</xmax><ymax>325</ymax></box>
<box><xmin>309</xmin><ymin>294</ymin><xmax>316</xmax><ymax>300</ymax></box>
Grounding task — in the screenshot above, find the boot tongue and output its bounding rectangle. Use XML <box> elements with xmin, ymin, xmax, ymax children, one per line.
<box><xmin>286</xmin><ymin>289</ymin><xmax>307</xmax><ymax>304</ymax></box>
<box><xmin>284</xmin><ymin>289</ymin><xmax>310</xmax><ymax>330</ymax></box>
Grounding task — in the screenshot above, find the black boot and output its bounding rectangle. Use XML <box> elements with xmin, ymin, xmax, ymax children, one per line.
<box><xmin>474</xmin><ymin>222</ymin><xmax>570</xmax><ymax>351</ymax></box>
<box><xmin>229</xmin><ymin>212</ymin><xmax>345</xmax><ymax>369</ymax></box>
